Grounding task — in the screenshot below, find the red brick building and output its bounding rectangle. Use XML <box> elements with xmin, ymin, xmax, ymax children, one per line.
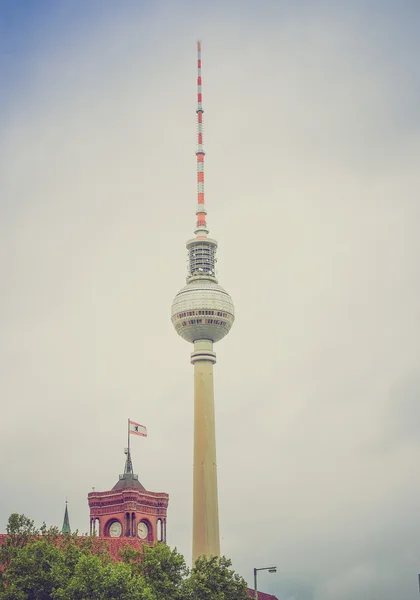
<box><xmin>87</xmin><ymin>448</ymin><xmax>168</xmax><ymax>545</ymax></box>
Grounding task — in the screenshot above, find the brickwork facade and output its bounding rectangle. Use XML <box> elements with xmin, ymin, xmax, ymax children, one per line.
<box><xmin>88</xmin><ymin>486</ymin><xmax>168</xmax><ymax>544</ymax></box>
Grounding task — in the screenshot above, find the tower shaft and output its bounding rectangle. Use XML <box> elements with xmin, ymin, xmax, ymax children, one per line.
<box><xmin>191</xmin><ymin>340</ymin><xmax>219</xmax><ymax>561</ymax></box>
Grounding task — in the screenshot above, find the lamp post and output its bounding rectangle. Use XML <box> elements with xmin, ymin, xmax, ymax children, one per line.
<box><xmin>254</xmin><ymin>566</ymin><xmax>277</xmax><ymax>600</ymax></box>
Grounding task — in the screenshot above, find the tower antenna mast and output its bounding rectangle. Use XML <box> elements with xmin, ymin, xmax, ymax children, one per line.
<box><xmin>196</xmin><ymin>40</ymin><xmax>207</xmax><ymax>235</ymax></box>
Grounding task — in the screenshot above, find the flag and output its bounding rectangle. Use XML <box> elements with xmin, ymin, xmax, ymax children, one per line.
<box><xmin>129</xmin><ymin>420</ymin><xmax>147</xmax><ymax>437</ymax></box>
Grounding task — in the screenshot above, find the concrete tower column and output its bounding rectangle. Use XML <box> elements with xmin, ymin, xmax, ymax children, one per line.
<box><xmin>191</xmin><ymin>340</ymin><xmax>219</xmax><ymax>561</ymax></box>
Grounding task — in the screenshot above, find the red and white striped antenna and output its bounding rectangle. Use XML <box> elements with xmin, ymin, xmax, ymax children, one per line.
<box><xmin>195</xmin><ymin>40</ymin><xmax>208</xmax><ymax>235</ymax></box>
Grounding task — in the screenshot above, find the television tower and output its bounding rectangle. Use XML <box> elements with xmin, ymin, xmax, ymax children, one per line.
<box><xmin>171</xmin><ymin>41</ymin><xmax>235</xmax><ymax>563</ymax></box>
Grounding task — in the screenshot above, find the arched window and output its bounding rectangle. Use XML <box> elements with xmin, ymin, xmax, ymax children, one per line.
<box><xmin>125</xmin><ymin>512</ymin><xmax>130</xmax><ymax>537</ymax></box>
<box><xmin>137</xmin><ymin>519</ymin><xmax>153</xmax><ymax>542</ymax></box>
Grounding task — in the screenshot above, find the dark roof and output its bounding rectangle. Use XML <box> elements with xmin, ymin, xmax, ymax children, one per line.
<box><xmin>112</xmin><ymin>474</ymin><xmax>145</xmax><ymax>491</ymax></box>
<box><xmin>112</xmin><ymin>448</ymin><xmax>146</xmax><ymax>491</ymax></box>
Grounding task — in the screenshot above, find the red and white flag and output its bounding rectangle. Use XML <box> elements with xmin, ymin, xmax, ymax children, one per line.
<box><xmin>129</xmin><ymin>420</ymin><xmax>147</xmax><ymax>437</ymax></box>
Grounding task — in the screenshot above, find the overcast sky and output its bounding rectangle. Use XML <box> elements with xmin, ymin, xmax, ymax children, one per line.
<box><xmin>1</xmin><ymin>1</ymin><xmax>420</xmax><ymax>598</ymax></box>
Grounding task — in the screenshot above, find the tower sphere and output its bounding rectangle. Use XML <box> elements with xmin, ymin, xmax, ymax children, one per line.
<box><xmin>171</xmin><ymin>278</ymin><xmax>234</xmax><ymax>344</ymax></box>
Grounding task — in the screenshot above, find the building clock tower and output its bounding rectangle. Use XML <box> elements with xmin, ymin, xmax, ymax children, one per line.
<box><xmin>88</xmin><ymin>448</ymin><xmax>168</xmax><ymax>544</ymax></box>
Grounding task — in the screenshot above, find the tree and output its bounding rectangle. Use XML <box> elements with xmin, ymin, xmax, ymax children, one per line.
<box><xmin>0</xmin><ymin>513</ymin><xmax>40</xmax><ymax>592</ymax></box>
<box><xmin>0</xmin><ymin>513</ymin><xmax>251</xmax><ymax>600</ymax></box>
<box><xmin>6</xmin><ymin>514</ymin><xmax>38</xmax><ymax>538</ymax></box>
<box><xmin>186</xmin><ymin>555</ymin><xmax>250</xmax><ymax>600</ymax></box>
<box><xmin>53</xmin><ymin>554</ymin><xmax>149</xmax><ymax>600</ymax></box>
<box><xmin>0</xmin><ymin>515</ymin><xmax>110</xmax><ymax>600</ymax></box>
<box><xmin>122</xmin><ymin>541</ymin><xmax>189</xmax><ymax>600</ymax></box>
<box><xmin>0</xmin><ymin>538</ymin><xmax>68</xmax><ymax>600</ymax></box>
<box><xmin>0</xmin><ymin>513</ymin><xmax>38</xmax><ymax>561</ymax></box>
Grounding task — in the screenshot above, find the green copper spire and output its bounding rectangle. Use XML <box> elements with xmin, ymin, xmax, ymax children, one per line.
<box><xmin>62</xmin><ymin>500</ymin><xmax>71</xmax><ymax>534</ymax></box>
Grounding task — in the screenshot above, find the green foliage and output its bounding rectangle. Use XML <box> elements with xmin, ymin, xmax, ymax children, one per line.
<box><xmin>0</xmin><ymin>514</ymin><xmax>250</xmax><ymax>600</ymax></box>
<box><xmin>6</xmin><ymin>514</ymin><xmax>38</xmax><ymax>538</ymax></box>
<box><xmin>53</xmin><ymin>555</ymin><xmax>146</xmax><ymax>600</ymax></box>
<box><xmin>0</xmin><ymin>539</ymin><xmax>69</xmax><ymax>600</ymax></box>
<box><xmin>0</xmin><ymin>513</ymin><xmax>40</xmax><ymax>582</ymax></box>
<box><xmin>133</xmin><ymin>542</ymin><xmax>189</xmax><ymax>600</ymax></box>
<box><xmin>1</xmin><ymin>513</ymin><xmax>38</xmax><ymax>559</ymax></box>
<box><xmin>187</xmin><ymin>556</ymin><xmax>250</xmax><ymax>600</ymax></box>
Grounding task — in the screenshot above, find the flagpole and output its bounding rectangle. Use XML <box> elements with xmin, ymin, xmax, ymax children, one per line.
<box><xmin>127</xmin><ymin>418</ymin><xmax>130</xmax><ymax>456</ymax></box>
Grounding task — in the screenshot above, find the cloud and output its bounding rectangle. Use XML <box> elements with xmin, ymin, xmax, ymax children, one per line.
<box><xmin>1</xmin><ymin>1</ymin><xmax>420</xmax><ymax>598</ymax></box>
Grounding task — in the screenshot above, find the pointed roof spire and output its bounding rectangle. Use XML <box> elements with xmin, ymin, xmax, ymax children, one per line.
<box><xmin>62</xmin><ymin>500</ymin><xmax>71</xmax><ymax>534</ymax></box>
<box><xmin>112</xmin><ymin>447</ymin><xmax>145</xmax><ymax>491</ymax></box>
<box><xmin>124</xmin><ymin>447</ymin><xmax>134</xmax><ymax>475</ymax></box>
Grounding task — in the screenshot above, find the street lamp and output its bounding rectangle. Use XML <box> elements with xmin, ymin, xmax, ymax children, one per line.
<box><xmin>254</xmin><ymin>566</ymin><xmax>277</xmax><ymax>600</ymax></box>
